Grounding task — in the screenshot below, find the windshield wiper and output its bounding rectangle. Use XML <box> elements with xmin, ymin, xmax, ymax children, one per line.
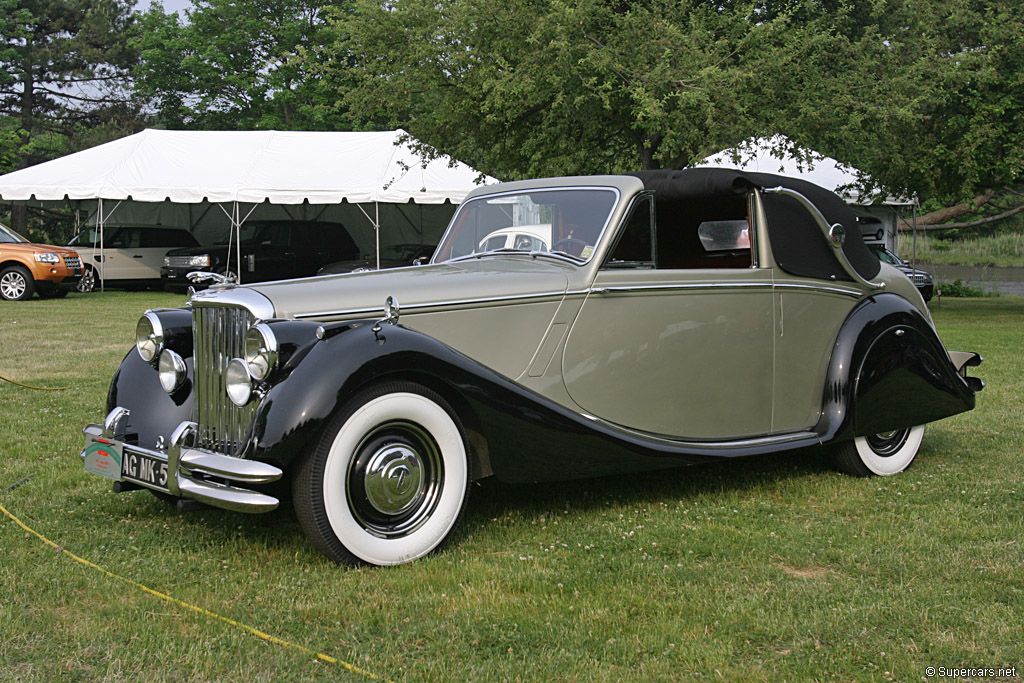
<box><xmin>447</xmin><ymin>248</ymin><xmax>531</xmax><ymax>263</ymax></box>
<box><xmin>532</xmin><ymin>250</ymin><xmax>584</xmax><ymax>265</ymax></box>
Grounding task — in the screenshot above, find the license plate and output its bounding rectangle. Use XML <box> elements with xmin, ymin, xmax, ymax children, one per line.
<box><xmin>122</xmin><ymin>450</ymin><xmax>170</xmax><ymax>491</ymax></box>
<box><xmin>83</xmin><ymin>437</ymin><xmax>122</xmax><ymax>480</ymax></box>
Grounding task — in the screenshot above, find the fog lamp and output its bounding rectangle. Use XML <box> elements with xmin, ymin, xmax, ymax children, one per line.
<box><xmin>158</xmin><ymin>349</ymin><xmax>186</xmax><ymax>393</ymax></box>
<box><xmin>225</xmin><ymin>358</ymin><xmax>253</xmax><ymax>406</ymax></box>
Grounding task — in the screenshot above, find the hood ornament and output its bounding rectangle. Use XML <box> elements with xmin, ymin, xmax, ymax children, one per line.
<box><xmin>187</xmin><ymin>271</ymin><xmax>236</xmax><ymax>287</ymax></box>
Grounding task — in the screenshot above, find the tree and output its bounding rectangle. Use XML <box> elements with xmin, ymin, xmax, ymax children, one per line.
<box><xmin>133</xmin><ymin>0</ymin><xmax>351</xmax><ymax>131</ymax></box>
<box><xmin>328</xmin><ymin>0</ymin><xmax>941</xmax><ymax>181</ymax></box>
<box><xmin>790</xmin><ymin>0</ymin><xmax>1024</xmax><ymax>226</ymax></box>
<box><xmin>331</xmin><ymin>0</ymin><xmax>799</xmax><ymax>179</ymax></box>
<box><xmin>1</xmin><ymin>0</ymin><xmax>139</xmax><ymax>236</ymax></box>
<box><xmin>329</xmin><ymin>0</ymin><xmax>1024</xmax><ymax>232</ymax></box>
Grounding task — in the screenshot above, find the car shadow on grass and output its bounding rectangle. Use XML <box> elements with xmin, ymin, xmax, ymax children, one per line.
<box><xmin>89</xmin><ymin>444</ymin><xmax>841</xmax><ymax>565</ymax></box>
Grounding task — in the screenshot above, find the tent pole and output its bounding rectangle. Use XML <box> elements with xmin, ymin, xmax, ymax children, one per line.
<box><xmin>232</xmin><ymin>201</ymin><xmax>237</xmax><ymax>284</ymax></box>
<box><xmin>912</xmin><ymin>203</ymin><xmax>918</xmax><ymax>273</ymax></box>
<box><xmin>376</xmin><ymin>202</ymin><xmax>380</xmax><ymax>270</ymax></box>
<box><xmin>98</xmin><ymin>198</ymin><xmax>103</xmax><ymax>293</ymax></box>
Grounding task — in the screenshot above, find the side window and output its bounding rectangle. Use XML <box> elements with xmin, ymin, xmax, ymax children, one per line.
<box><xmin>109</xmin><ymin>228</ymin><xmax>140</xmax><ymax>248</ymax></box>
<box><xmin>604</xmin><ymin>194</ymin><xmax>654</xmax><ymax>268</ymax></box>
<box><xmin>654</xmin><ymin>195</ymin><xmax>751</xmax><ymax>269</ymax></box>
<box><xmin>482</xmin><ymin>235</ymin><xmax>507</xmax><ymax>251</ymax></box>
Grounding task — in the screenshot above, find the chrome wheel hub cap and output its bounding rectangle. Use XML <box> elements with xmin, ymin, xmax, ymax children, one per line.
<box><xmin>363</xmin><ymin>444</ymin><xmax>425</xmax><ymax>515</ymax></box>
<box><xmin>346</xmin><ymin>421</ymin><xmax>444</xmax><ymax>538</ymax></box>
<box><xmin>2</xmin><ymin>272</ymin><xmax>26</xmax><ymax>298</ymax></box>
<box><xmin>866</xmin><ymin>428</ymin><xmax>910</xmax><ymax>457</ymax></box>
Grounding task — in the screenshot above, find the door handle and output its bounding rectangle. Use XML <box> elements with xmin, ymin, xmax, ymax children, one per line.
<box><xmin>132</xmin><ymin>254</ymin><xmax>144</xmax><ymax>259</ymax></box>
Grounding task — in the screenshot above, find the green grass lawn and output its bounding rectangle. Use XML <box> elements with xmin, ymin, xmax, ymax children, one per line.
<box><xmin>1</xmin><ymin>291</ymin><xmax>1021</xmax><ymax>682</ymax></box>
<box><xmin>899</xmin><ymin>231</ymin><xmax>1024</xmax><ymax>268</ymax></box>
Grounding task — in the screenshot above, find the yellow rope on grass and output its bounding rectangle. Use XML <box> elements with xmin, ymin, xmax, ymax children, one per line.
<box><xmin>0</xmin><ymin>500</ymin><xmax>393</xmax><ymax>682</ymax></box>
<box><xmin>0</xmin><ymin>374</ymin><xmax>66</xmax><ymax>391</ymax></box>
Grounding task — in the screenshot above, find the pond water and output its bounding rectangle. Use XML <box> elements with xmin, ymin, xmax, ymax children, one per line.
<box><xmin>915</xmin><ymin>264</ymin><xmax>1024</xmax><ymax>296</ymax></box>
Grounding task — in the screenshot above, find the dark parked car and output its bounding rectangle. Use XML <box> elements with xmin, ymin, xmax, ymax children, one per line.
<box><xmin>868</xmin><ymin>244</ymin><xmax>935</xmax><ymax>302</ymax></box>
<box><xmin>317</xmin><ymin>243</ymin><xmax>436</xmax><ymax>275</ymax></box>
<box><xmin>81</xmin><ymin>168</ymin><xmax>983</xmax><ymax>567</ymax></box>
<box><xmin>162</xmin><ymin>220</ymin><xmax>358</xmax><ymax>289</ymax></box>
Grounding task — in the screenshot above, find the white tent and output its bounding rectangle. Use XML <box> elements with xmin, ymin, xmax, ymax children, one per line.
<box><xmin>0</xmin><ymin>129</ymin><xmax>494</xmax><ymax>280</ymax></box>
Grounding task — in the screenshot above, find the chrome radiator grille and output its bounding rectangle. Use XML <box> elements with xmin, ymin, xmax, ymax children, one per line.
<box><xmin>167</xmin><ymin>255</ymin><xmax>203</xmax><ymax>268</ymax></box>
<box><xmin>192</xmin><ymin>304</ymin><xmax>258</xmax><ymax>456</ymax></box>
<box><xmin>63</xmin><ymin>255</ymin><xmax>81</xmax><ymax>269</ymax></box>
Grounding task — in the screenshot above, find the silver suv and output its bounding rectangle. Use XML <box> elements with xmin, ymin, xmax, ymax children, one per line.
<box><xmin>69</xmin><ymin>226</ymin><xmax>200</xmax><ymax>292</ymax></box>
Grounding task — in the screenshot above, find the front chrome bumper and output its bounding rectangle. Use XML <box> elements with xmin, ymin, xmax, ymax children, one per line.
<box><xmin>80</xmin><ymin>407</ymin><xmax>282</xmax><ymax>513</ymax></box>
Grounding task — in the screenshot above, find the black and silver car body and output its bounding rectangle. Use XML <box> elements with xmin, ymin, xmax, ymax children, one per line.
<box><xmin>80</xmin><ymin>168</ymin><xmax>982</xmax><ymax>566</ymax></box>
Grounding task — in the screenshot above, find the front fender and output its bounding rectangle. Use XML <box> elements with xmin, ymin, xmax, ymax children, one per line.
<box><xmin>816</xmin><ymin>293</ymin><xmax>978</xmax><ymax>442</ymax></box>
<box><xmin>248</xmin><ymin>320</ymin><xmax>488</xmax><ymax>470</ymax></box>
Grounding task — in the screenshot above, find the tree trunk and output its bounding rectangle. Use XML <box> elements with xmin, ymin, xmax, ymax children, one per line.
<box><xmin>13</xmin><ymin>55</ymin><xmax>35</xmax><ymax>233</ymax></box>
<box><xmin>897</xmin><ymin>190</ymin><xmax>995</xmax><ymax>231</ymax></box>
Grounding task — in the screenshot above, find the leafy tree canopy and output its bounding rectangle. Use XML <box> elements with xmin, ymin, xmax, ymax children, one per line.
<box><xmin>133</xmin><ymin>0</ymin><xmax>353</xmax><ymax>130</ymax></box>
<box><xmin>1</xmin><ymin>0</ymin><xmax>139</xmax><ymax>237</ymax></box>
<box><xmin>328</xmin><ymin>0</ymin><xmax>1023</xmax><ymax>215</ymax></box>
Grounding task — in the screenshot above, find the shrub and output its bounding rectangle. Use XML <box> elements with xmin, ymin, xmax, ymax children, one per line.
<box><xmin>938</xmin><ymin>278</ymin><xmax>993</xmax><ymax>297</ymax></box>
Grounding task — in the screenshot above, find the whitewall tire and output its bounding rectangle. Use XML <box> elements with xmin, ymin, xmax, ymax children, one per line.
<box><xmin>833</xmin><ymin>425</ymin><xmax>925</xmax><ymax>477</ymax></box>
<box><xmin>294</xmin><ymin>382</ymin><xmax>470</xmax><ymax>566</ymax></box>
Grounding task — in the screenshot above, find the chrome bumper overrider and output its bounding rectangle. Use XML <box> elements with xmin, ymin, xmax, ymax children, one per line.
<box><xmin>80</xmin><ymin>407</ymin><xmax>282</xmax><ymax>513</ymax></box>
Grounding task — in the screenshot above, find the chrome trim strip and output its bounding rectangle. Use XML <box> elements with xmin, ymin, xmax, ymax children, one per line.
<box><xmin>592</xmin><ymin>282</ymin><xmax>863</xmax><ymax>298</ymax></box>
<box><xmin>772</xmin><ymin>283</ymin><xmax>863</xmax><ymax>298</ymax></box>
<box><xmin>582</xmin><ymin>413</ymin><xmax>818</xmax><ymax>449</ymax></box>
<box><xmin>294</xmin><ymin>289</ymin><xmax>574</xmax><ymax>320</ymax></box>
<box><xmin>591</xmin><ymin>282</ymin><xmax>772</xmax><ymax>295</ymax></box>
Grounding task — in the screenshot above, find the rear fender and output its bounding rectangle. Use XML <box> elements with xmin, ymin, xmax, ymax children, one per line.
<box><xmin>816</xmin><ymin>294</ymin><xmax>978</xmax><ymax>442</ymax></box>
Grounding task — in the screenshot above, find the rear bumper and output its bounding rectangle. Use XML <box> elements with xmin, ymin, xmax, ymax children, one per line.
<box><xmin>80</xmin><ymin>407</ymin><xmax>282</xmax><ymax>513</ymax></box>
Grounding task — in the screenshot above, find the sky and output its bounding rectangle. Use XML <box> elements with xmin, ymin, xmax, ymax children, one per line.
<box><xmin>146</xmin><ymin>0</ymin><xmax>192</xmax><ymax>13</ymax></box>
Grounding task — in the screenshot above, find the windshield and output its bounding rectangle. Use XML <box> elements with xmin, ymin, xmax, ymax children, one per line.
<box><xmin>433</xmin><ymin>188</ymin><xmax>618</xmax><ymax>263</ymax></box>
<box><xmin>0</xmin><ymin>222</ymin><xmax>28</xmax><ymax>244</ymax></box>
<box><xmin>869</xmin><ymin>245</ymin><xmax>902</xmax><ymax>265</ymax></box>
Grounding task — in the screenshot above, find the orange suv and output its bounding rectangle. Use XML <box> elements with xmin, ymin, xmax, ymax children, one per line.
<box><xmin>0</xmin><ymin>221</ymin><xmax>82</xmax><ymax>300</ymax></box>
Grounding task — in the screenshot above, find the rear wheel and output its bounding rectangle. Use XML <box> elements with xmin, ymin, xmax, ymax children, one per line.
<box><xmin>0</xmin><ymin>265</ymin><xmax>34</xmax><ymax>301</ymax></box>
<box><xmin>833</xmin><ymin>425</ymin><xmax>925</xmax><ymax>476</ymax></box>
<box><xmin>293</xmin><ymin>382</ymin><xmax>470</xmax><ymax>566</ymax></box>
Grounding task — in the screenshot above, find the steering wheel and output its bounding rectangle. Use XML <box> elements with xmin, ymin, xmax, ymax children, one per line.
<box><xmin>551</xmin><ymin>237</ymin><xmax>589</xmax><ymax>253</ymax></box>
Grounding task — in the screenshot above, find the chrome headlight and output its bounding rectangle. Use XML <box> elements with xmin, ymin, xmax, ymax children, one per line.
<box><xmin>34</xmin><ymin>252</ymin><xmax>61</xmax><ymax>263</ymax></box>
<box><xmin>136</xmin><ymin>312</ymin><xmax>165</xmax><ymax>363</ymax></box>
<box><xmin>158</xmin><ymin>349</ymin><xmax>187</xmax><ymax>393</ymax></box>
<box><xmin>186</xmin><ymin>255</ymin><xmax>211</xmax><ymax>267</ymax></box>
<box><xmin>225</xmin><ymin>358</ymin><xmax>253</xmax><ymax>406</ymax></box>
<box><xmin>244</xmin><ymin>323</ymin><xmax>278</xmax><ymax>381</ymax></box>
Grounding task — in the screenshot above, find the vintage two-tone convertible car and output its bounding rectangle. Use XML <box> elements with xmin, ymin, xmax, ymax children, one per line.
<box><xmin>80</xmin><ymin>168</ymin><xmax>983</xmax><ymax>566</ymax></box>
